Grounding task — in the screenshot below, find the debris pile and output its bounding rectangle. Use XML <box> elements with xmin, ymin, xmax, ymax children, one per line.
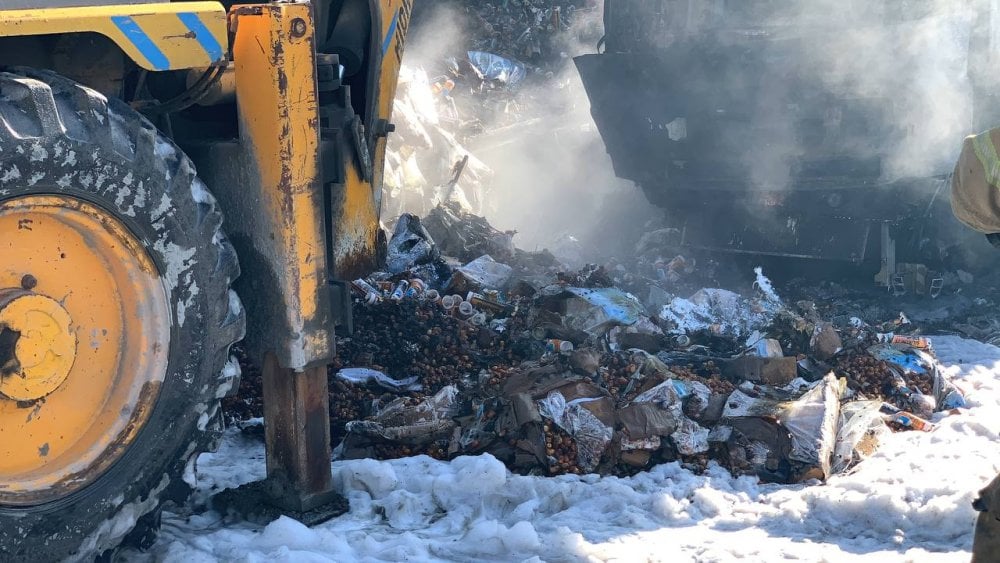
<box><xmin>225</xmin><ymin>205</ymin><xmax>979</xmax><ymax>485</ymax></box>
<box><xmin>459</xmin><ymin>0</ymin><xmax>600</xmax><ymax>68</ymax></box>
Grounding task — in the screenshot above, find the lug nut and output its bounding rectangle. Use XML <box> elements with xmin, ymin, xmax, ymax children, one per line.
<box><xmin>20</xmin><ymin>274</ymin><xmax>37</xmax><ymax>291</ymax></box>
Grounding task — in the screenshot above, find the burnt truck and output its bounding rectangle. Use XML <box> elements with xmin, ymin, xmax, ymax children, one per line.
<box><xmin>575</xmin><ymin>1</ymin><xmax>1000</xmax><ymax>283</ymax></box>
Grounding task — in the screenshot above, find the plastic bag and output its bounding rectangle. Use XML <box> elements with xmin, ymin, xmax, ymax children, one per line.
<box><xmin>672</xmin><ymin>417</ymin><xmax>710</xmax><ymax>455</ymax></box>
<box><xmin>537</xmin><ymin>391</ymin><xmax>613</xmax><ymax>472</ymax></box>
<box><xmin>386</xmin><ymin>214</ymin><xmax>439</xmax><ymax>274</ymax></box>
<box><xmin>345</xmin><ymin>385</ymin><xmax>459</xmax><ymax>444</ymax></box>
<box><xmin>547</xmin><ymin>286</ymin><xmax>645</xmax><ymax>337</ymax></box>
<box><xmin>832</xmin><ymin>401</ymin><xmax>889</xmax><ymax>474</ymax></box>
<box><xmin>628</xmin><ymin>379</ymin><xmax>708</xmax><ymax>454</ymax></box>
<box><xmin>776</xmin><ymin>374</ymin><xmax>842</xmax><ymax>478</ymax></box>
<box><xmin>467</xmin><ymin>51</ymin><xmax>527</xmax><ymax>89</ymax></box>
<box><xmin>336</xmin><ymin>368</ymin><xmax>422</xmax><ymax>392</ymax></box>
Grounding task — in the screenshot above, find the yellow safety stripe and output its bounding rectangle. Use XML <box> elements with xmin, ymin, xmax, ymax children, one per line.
<box><xmin>972</xmin><ymin>130</ymin><xmax>1000</xmax><ymax>189</ymax></box>
<box><xmin>0</xmin><ymin>3</ymin><xmax>227</xmax><ymax>71</ymax></box>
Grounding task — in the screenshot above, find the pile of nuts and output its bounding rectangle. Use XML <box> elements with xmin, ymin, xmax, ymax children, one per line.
<box><xmin>543</xmin><ymin>421</ymin><xmax>580</xmax><ymax>475</ymax></box>
<box><xmin>373</xmin><ymin>442</ymin><xmax>449</xmax><ymax>461</ymax></box>
<box><xmin>673</xmin><ymin>365</ymin><xmax>734</xmax><ymax>395</ymax></box>
<box><xmin>598</xmin><ymin>352</ymin><xmax>643</xmax><ymax>402</ymax></box>
<box><xmin>908</xmin><ymin>370</ymin><xmax>934</xmax><ymax>396</ymax></box>
<box><xmin>835</xmin><ymin>354</ymin><xmax>896</xmax><ymax>397</ymax></box>
<box><xmin>339</xmin><ymin>299</ymin><xmax>534</xmax><ymax>391</ymax></box>
<box><xmin>328</xmin><ymin>379</ymin><xmax>377</xmax><ymax>442</ymax></box>
<box><xmin>484</xmin><ymin>365</ymin><xmax>517</xmax><ymax>388</ymax></box>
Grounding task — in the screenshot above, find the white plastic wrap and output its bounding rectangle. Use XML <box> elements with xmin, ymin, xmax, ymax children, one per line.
<box><xmin>537</xmin><ymin>392</ymin><xmax>614</xmax><ymax>472</ymax></box>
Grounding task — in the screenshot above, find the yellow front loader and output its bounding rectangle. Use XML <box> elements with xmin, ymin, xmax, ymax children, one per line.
<box><xmin>0</xmin><ymin>0</ymin><xmax>410</xmax><ymax>559</ymax></box>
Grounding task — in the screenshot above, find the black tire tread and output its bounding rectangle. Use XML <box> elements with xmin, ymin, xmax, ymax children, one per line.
<box><xmin>0</xmin><ymin>68</ymin><xmax>246</xmax><ymax>561</ymax></box>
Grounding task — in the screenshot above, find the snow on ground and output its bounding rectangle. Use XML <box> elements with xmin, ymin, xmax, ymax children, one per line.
<box><xmin>137</xmin><ymin>337</ymin><xmax>1000</xmax><ymax>562</ymax></box>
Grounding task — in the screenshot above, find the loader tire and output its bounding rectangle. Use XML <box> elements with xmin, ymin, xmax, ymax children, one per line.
<box><xmin>0</xmin><ymin>69</ymin><xmax>245</xmax><ymax>561</ymax></box>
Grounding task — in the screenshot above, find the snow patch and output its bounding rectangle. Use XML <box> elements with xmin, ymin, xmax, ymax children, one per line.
<box><xmin>29</xmin><ymin>143</ymin><xmax>48</xmax><ymax>162</ymax></box>
<box><xmin>190</xmin><ymin>180</ymin><xmax>213</xmax><ymax>205</ymax></box>
<box><xmin>1</xmin><ymin>165</ymin><xmax>21</xmax><ymax>183</ymax></box>
<box><xmin>152</xmin><ymin>237</ymin><xmax>197</xmax><ymax>302</ymax></box>
<box><xmin>215</xmin><ymin>357</ymin><xmax>241</xmax><ymax>399</ymax></box>
<box><xmin>78</xmin><ymin>475</ymin><xmax>169</xmax><ymax>560</ymax></box>
<box><xmin>174</xmin><ymin>276</ymin><xmax>199</xmax><ymax>327</ymax></box>
<box><xmin>140</xmin><ymin>337</ymin><xmax>1000</xmax><ymax>561</ymax></box>
<box><xmin>227</xmin><ymin>290</ymin><xmax>242</xmax><ymax>317</ymax></box>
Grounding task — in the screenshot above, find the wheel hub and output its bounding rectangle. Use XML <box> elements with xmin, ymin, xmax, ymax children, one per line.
<box><xmin>0</xmin><ymin>289</ymin><xmax>77</xmax><ymax>401</ymax></box>
<box><xmin>0</xmin><ymin>195</ymin><xmax>171</xmax><ymax>506</ymax></box>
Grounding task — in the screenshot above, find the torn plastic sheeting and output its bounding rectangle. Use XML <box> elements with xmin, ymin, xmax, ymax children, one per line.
<box><xmin>548</xmin><ymin>286</ymin><xmax>646</xmax><ymax>337</ymax></box>
<box><xmin>832</xmin><ymin>400</ymin><xmax>889</xmax><ymax>474</ymax></box>
<box><xmin>938</xmin><ymin>381</ymin><xmax>968</xmax><ymax>410</ymax></box>
<box><xmin>633</xmin><ymin>378</ymin><xmax>684</xmax><ymax>407</ymax></box>
<box><xmin>345</xmin><ymin>418</ymin><xmax>456</xmax><ymax>444</ymax></box>
<box><xmin>608</xmin><ymin>317</ymin><xmax>664</xmax><ymax>352</ymax></box>
<box><xmin>721</xmin><ymin>389</ymin><xmax>781</xmax><ymax>419</ymax></box>
<box><xmin>537</xmin><ymin>391</ymin><xmax>613</xmax><ymax>472</ymax></box>
<box><xmin>455</xmin><ymin>255</ymin><xmax>513</xmax><ymax>290</ymax></box>
<box><xmin>467</xmin><ymin>51</ymin><xmax>527</xmax><ymax>89</ymax></box>
<box><xmin>618</xmin><ymin>402</ymin><xmax>679</xmax><ymax>440</ymax></box>
<box><xmin>723</xmin><ymin>375</ymin><xmax>842</xmax><ymax>480</ymax></box>
<box><xmin>386</xmin><ymin>214</ymin><xmax>439</xmax><ymax>274</ymax></box>
<box><xmin>776</xmin><ymin>374</ymin><xmax>842</xmax><ymax>479</ymax></box>
<box><xmin>344</xmin><ymin>385</ymin><xmax>460</xmax><ymax>444</ymax></box>
<box><xmin>621</xmin><ymin>378</ymin><xmax>709</xmax><ymax>452</ymax></box>
<box><xmin>676</xmin><ymin>379</ymin><xmax>712</xmax><ymax>419</ymax></box>
<box><xmin>925</xmin><ymin>357</ymin><xmax>967</xmax><ymax>411</ymax></box>
<box><xmin>625</xmin><ymin>349</ymin><xmax>673</xmax><ymax>378</ymax></box>
<box><xmin>659</xmin><ymin>287</ymin><xmax>783</xmax><ymax>339</ymax></box>
<box><xmin>672</xmin><ymin>416</ymin><xmax>710</xmax><ymax>455</ymax></box>
<box><xmin>336</xmin><ymin>368</ymin><xmax>422</xmax><ymax>392</ymax></box>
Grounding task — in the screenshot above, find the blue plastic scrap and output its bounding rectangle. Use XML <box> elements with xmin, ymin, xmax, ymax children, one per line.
<box><xmin>867</xmin><ymin>343</ymin><xmax>928</xmax><ymax>374</ymax></box>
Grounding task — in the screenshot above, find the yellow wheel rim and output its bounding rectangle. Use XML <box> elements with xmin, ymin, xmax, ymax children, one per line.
<box><xmin>0</xmin><ymin>196</ymin><xmax>171</xmax><ymax>506</ymax></box>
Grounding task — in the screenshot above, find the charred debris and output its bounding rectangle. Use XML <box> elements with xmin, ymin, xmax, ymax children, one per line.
<box><xmin>225</xmin><ymin>202</ymin><xmax>996</xmax><ymax>484</ymax></box>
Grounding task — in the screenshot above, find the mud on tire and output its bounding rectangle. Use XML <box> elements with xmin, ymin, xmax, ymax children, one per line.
<box><xmin>0</xmin><ymin>69</ymin><xmax>245</xmax><ymax>561</ymax></box>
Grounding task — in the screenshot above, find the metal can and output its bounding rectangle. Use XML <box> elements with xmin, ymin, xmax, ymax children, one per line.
<box><xmin>545</xmin><ymin>339</ymin><xmax>574</xmax><ymax>354</ymax></box>
<box><xmin>352</xmin><ymin>278</ymin><xmax>382</xmax><ymax>303</ymax></box>
<box><xmin>891</xmin><ymin>335</ymin><xmax>931</xmax><ymax>349</ymax></box>
<box><xmin>390</xmin><ymin>280</ymin><xmax>410</xmax><ymax>301</ymax></box>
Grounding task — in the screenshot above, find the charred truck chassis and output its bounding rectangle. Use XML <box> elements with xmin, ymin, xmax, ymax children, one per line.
<box><xmin>575</xmin><ymin>1</ymin><xmax>995</xmax><ymax>279</ymax></box>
